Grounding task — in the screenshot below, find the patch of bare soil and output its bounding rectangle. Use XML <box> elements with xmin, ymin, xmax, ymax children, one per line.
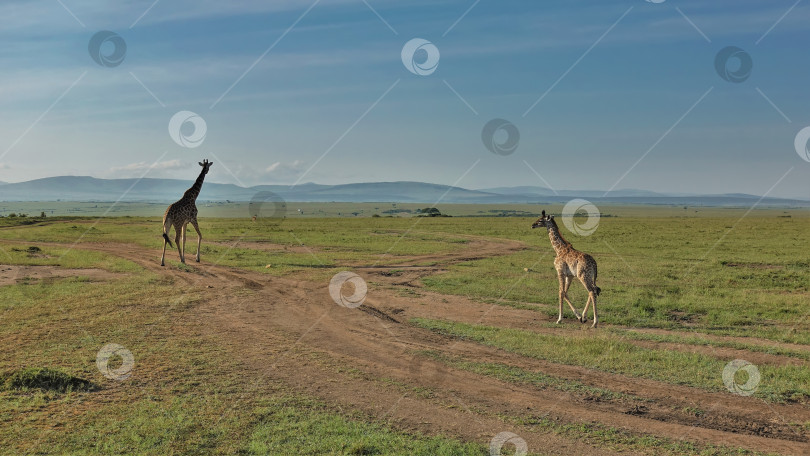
<box><xmin>0</xmin><ymin>264</ymin><xmax>123</xmax><ymax>287</ymax></box>
<box><xmin>10</xmin><ymin>239</ymin><xmax>809</xmax><ymax>455</ymax></box>
<box><xmin>208</xmin><ymin>240</ymin><xmax>317</xmax><ymax>255</ymax></box>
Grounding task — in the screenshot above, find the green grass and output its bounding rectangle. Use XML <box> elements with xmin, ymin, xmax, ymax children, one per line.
<box><xmin>417</xmin><ymin>350</ymin><xmax>635</xmax><ymax>401</ymax></box>
<box><xmin>411</xmin><ymin>318</ymin><xmax>810</xmax><ymax>403</ymax></box>
<box><xmin>245</xmin><ymin>396</ymin><xmax>487</xmax><ymax>455</ymax></box>
<box><xmin>607</xmin><ymin>328</ymin><xmax>810</xmax><ymax>361</ymax></box>
<box><xmin>507</xmin><ymin>414</ymin><xmax>765</xmax><ymax>456</ymax></box>
<box><xmin>1</xmin><ymin>208</ymin><xmax>808</xmax><ymax>454</ymax></box>
<box><xmin>411</xmin><ymin>214</ymin><xmax>810</xmax><ymax>345</ymax></box>
<box><xmin>0</xmin><ymin>233</ymin><xmax>493</xmax><ymax>455</ymax></box>
<box><xmin>0</xmin><ymin>242</ymin><xmax>140</xmax><ymax>273</ymax></box>
<box><xmin>403</xmin><ymin>352</ymin><xmax>768</xmax><ymax>456</ymax></box>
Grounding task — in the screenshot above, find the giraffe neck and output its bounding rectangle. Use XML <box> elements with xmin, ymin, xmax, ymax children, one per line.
<box><xmin>546</xmin><ymin>220</ymin><xmax>571</xmax><ymax>255</ymax></box>
<box><xmin>182</xmin><ymin>169</ymin><xmax>207</xmax><ymax>202</ymax></box>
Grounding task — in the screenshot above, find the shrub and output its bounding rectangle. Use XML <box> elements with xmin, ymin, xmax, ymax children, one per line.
<box><xmin>1</xmin><ymin>367</ymin><xmax>94</xmax><ymax>393</ymax></box>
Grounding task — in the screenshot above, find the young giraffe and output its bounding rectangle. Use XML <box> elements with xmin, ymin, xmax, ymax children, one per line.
<box><xmin>532</xmin><ymin>210</ymin><xmax>601</xmax><ymax>327</ymax></box>
<box><xmin>160</xmin><ymin>160</ymin><xmax>213</xmax><ymax>266</ymax></box>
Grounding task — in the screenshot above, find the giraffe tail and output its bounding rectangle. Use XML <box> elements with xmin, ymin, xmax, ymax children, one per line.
<box><xmin>595</xmin><ymin>286</ymin><xmax>601</xmax><ymax>296</ymax></box>
<box><xmin>162</xmin><ymin>232</ymin><xmax>173</xmax><ymax>248</ymax></box>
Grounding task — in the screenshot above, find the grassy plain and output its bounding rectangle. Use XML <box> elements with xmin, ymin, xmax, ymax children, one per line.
<box><xmin>0</xmin><ymin>204</ymin><xmax>808</xmax><ymax>454</ymax></box>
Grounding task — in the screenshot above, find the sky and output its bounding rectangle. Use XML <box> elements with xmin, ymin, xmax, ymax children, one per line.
<box><xmin>1</xmin><ymin>0</ymin><xmax>810</xmax><ymax>198</ymax></box>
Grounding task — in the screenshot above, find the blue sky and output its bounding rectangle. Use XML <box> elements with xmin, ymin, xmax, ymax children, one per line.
<box><xmin>1</xmin><ymin>0</ymin><xmax>809</xmax><ymax>198</ymax></box>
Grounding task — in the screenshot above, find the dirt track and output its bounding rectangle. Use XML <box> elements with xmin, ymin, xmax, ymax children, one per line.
<box><xmin>11</xmin><ymin>237</ymin><xmax>810</xmax><ymax>455</ymax></box>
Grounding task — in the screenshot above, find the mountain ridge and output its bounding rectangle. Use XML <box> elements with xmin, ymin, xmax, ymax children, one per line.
<box><xmin>0</xmin><ymin>176</ymin><xmax>807</xmax><ymax>206</ymax></box>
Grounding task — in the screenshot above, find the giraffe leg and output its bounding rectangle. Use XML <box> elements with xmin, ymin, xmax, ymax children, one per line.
<box><xmin>581</xmin><ymin>296</ymin><xmax>591</xmax><ymax>324</ymax></box>
<box><xmin>579</xmin><ymin>276</ymin><xmax>591</xmax><ymax>323</ymax></box>
<box><xmin>181</xmin><ymin>223</ymin><xmax>188</xmax><ymax>264</ymax></box>
<box><xmin>191</xmin><ymin>219</ymin><xmax>202</xmax><ymax>262</ymax></box>
<box><xmin>174</xmin><ymin>227</ymin><xmax>183</xmax><ymax>264</ymax></box>
<box><xmin>562</xmin><ymin>276</ymin><xmax>582</xmax><ymax>321</ymax></box>
<box><xmin>556</xmin><ymin>271</ymin><xmax>565</xmax><ymax>324</ymax></box>
<box><xmin>161</xmin><ymin>219</ymin><xmax>171</xmax><ymax>267</ymax></box>
<box><xmin>590</xmin><ymin>290</ymin><xmax>598</xmax><ymax>328</ymax></box>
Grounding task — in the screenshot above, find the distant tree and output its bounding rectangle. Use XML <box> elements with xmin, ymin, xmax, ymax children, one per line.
<box><xmin>372</xmin><ymin>214</ymin><xmax>381</xmax><ymax>218</ymax></box>
<box><xmin>40</xmin><ymin>212</ymin><xmax>46</xmax><ymax>218</ymax></box>
<box><xmin>8</xmin><ymin>213</ymin><xmax>16</xmax><ymax>218</ymax></box>
<box><xmin>420</xmin><ymin>207</ymin><xmax>441</xmax><ymax>217</ymax></box>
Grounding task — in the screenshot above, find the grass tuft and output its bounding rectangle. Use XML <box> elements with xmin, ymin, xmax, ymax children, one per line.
<box><xmin>1</xmin><ymin>367</ymin><xmax>94</xmax><ymax>393</ymax></box>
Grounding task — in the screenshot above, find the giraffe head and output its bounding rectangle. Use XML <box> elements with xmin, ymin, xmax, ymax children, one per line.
<box><xmin>531</xmin><ymin>210</ymin><xmax>554</xmax><ymax>229</ymax></box>
<box><xmin>199</xmin><ymin>159</ymin><xmax>213</xmax><ymax>174</ymax></box>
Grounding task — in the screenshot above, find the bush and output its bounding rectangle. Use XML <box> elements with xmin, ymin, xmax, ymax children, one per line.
<box><xmin>419</xmin><ymin>207</ymin><xmax>442</xmax><ymax>217</ymax></box>
<box><xmin>1</xmin><ymin>367</ymin><xmax>94</xmax><ymax>393</ymax></box>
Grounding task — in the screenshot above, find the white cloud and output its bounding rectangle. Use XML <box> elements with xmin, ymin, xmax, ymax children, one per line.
<box><xmin>265</xmin><ymin>160</ymin><xmax>304</xmax><ymax>174</ymax></box>
<box><xmin>108</xmin><ymin>159</ymin><xmax>186</xmax><ymax>175</ymax></box>
<box><xmin>211</xmin><ymin>159</ymin><xmax>306</xmax><ymax>185</ymax></box>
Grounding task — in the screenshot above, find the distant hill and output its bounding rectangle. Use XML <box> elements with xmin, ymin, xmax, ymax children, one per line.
<box><xmin>478</xmin><ymin>186</ymin><xmax>668</xmax><ymax>198</ymax></box>
<box><xmin>0</xmin><ymin>176</ymin><xmax>253</xmax><ymax>202</ymax></box>
<box><xmin>0</xmin><ymin>176</ymin><xmax>807</xmax><ymax>207</ymax></box>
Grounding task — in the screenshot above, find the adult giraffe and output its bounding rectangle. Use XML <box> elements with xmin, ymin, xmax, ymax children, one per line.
<box><xmin>161</xmin><ymin>160</ymin><xmax>213</xmax><ymax>266</ymax></box>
